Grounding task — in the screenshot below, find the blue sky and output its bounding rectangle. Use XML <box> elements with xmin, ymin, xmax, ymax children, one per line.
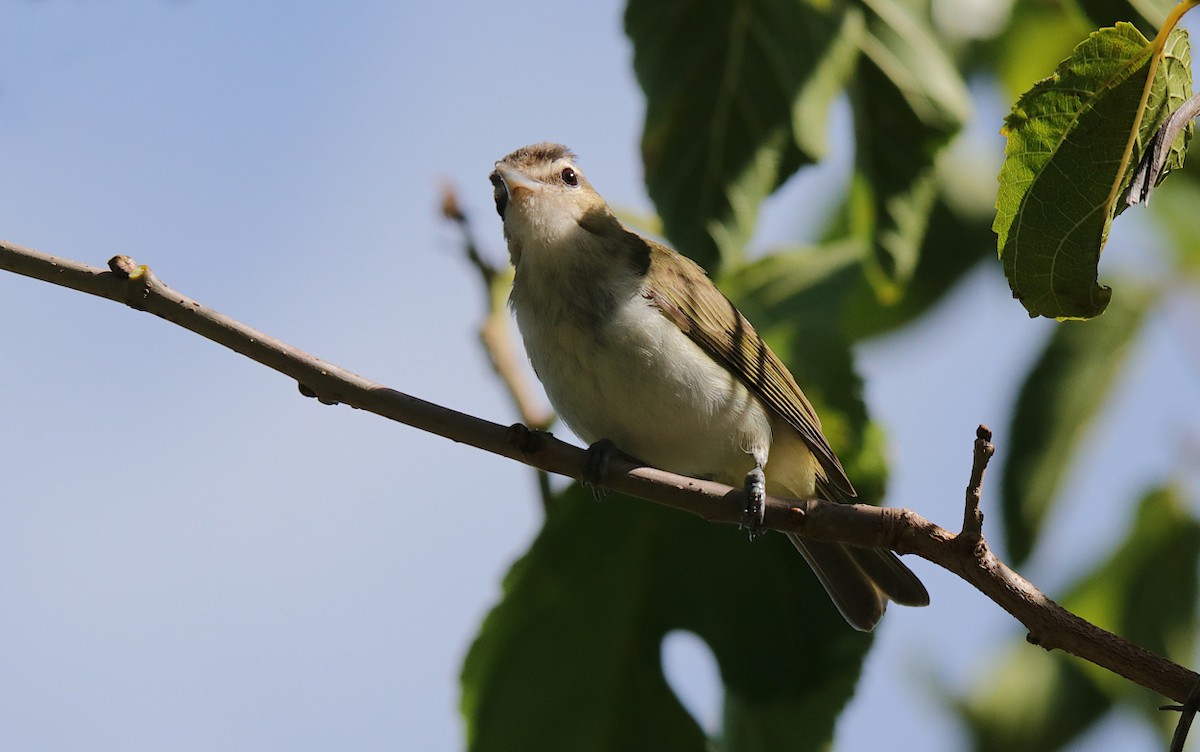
<box><xmin>1</xmin><ymin>2</ymin><xmax>1196</xmax><ymax>750</ymax></box>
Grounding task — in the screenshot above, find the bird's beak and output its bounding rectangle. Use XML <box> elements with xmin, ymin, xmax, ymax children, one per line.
<box><xmin>492</xmin><ymin>163</ymin><xmax>539</xmax><ymax>198</ymax></box>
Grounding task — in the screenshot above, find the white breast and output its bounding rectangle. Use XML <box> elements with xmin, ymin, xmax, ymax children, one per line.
<box><xmin>514</xmin><ymin>283</ymin><xmax>773</xmax><ymax>484</ymax></box>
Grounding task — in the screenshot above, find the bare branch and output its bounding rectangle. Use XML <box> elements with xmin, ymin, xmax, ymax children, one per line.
<box><xmin>2</xmin><ymin>238</ymin><xmax>1197</xmax><ymax>706</ymax></box>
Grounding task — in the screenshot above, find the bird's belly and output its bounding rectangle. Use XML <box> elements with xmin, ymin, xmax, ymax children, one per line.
<box><xmin>520</xmin><ymin>298</ymin><xmax>771</xmax><ymax>482</ymax></box>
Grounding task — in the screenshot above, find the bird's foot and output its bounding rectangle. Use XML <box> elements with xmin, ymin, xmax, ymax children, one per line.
<box><xmin>741</xmin><ymin>466</ymin><xmax>767</xmax><ymax>539</ymax></box>
<box><xmin>583</xmin><ymin>439</ymin><xmax>619</xmax><ymax>499</ymax></box>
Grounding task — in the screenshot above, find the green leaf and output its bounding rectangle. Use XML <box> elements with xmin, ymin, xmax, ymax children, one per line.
<box><xmin>461</xmin><ymin>486</ymin><xmax>875</xmax><ymax>752</ymax></box>
<box><xmin>994</xmin><ymin>22</ymin><xmax>1192</xmax><ymax>319</ymax></box>
<box><xmin>953</xmin><ymin>486</ymin><xmax>1200</xmax><ymax>751</ymax></box>
<box><xmin>626</xmin><ymin>0</ymin><xmax>862</xmax><ymax>272</ymax></box>
<box><xmin>850</xmin><ymin>0</ymin><xmax>969</xmax><ymax>300</ymax></box>
<box><xmin>1000</xmin><ymin>288</ymin><xmax>1152</xmax><ymax>566</ymax></box>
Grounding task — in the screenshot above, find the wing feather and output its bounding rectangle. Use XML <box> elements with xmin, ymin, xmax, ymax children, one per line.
<box><xmin>639</xmin><ymin>239</ymin><xmax>855</xmax><ymax>498</ymax></box>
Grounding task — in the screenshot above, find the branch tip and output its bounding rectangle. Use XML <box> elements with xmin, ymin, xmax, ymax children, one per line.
<box><xmin>961</xmin><ymin>424</ymin><xmax>995</xmax><ymax>539</ymax></box>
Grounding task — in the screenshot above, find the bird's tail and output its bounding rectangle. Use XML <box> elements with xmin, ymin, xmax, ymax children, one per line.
<box><xmin>786</xmin><ymin>534</ymin><xmax>929</xmax><ymax>632</ymax></box>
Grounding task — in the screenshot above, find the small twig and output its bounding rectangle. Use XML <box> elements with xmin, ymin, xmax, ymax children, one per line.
<box><xmin>960</xmin><ymin>424</ymin><xmax>993</xmax><ymax>542</ymax></box>
<box><xmin>2</xmin><ymin>238</ymin><xmax>1198</xmax><ymax>708</ymax></box>
<box><xmin>1163</xmin><ymin>675</ymin><xmax>1200</xmax><ymax>752</ymax></box>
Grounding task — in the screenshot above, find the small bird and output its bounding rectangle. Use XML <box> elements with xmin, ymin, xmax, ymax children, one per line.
<box><xmin>490</xmin><ymin>142</ymin><xmax>929</xmax><ymax>631</ymax></box>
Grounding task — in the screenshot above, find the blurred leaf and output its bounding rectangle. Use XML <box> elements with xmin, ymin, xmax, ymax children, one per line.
<box><xmin>726</xmin><ymin>190</ymin><xmax>994</xmax><ymax>348</ymax></box>
<box><xmin>956</xmin><ymin>647</ymin><xmax>1112</xmax><ymax>752</ymax></box>
<box><xmin>1067</xmin><ymin>487</ymin><xmax>1200</xmax><ymax>669</ymax></box>
<box><xmin>994</xmin><ymin>22</ymin><xmax>1192</xmax><ymax>319</ymax></box>
<box><xmin>842</xmin><ymin>195</ymin><xmax>996</xmax><ymax>340</ymax></box>
<box><xmin>1067</xmin><ymin>484</ymin><xmax>1200</xmax><ymax>733</ymax></box>
<box><xmin>1001</xmin><ymin>288</ymin><xmax>1152</xmax><ymax>566</ymax></box>
<box><xmin>626</xmin><ymin>0</ymin><xmax>862</xmax><ymax>271</ymax></box>
<box><xmin>954</xmin><ymin>485</ymin><xmax>1200</xmax><ymax>751</ymax></box>
<box><xmin>461</xmin><ymin>486</ymin><xmax>875</xmax><ymax>752</ymax></box>
<box><xmin>1077</xmin><ymin>0</ymin><xmax>1172</xmax><ymax>36</ymax></box>
<box><xmin>851</xmin><ymin>0</ymin><xmax>970</xmax><ymax>300</ymax></box>
<box><xmin>973</xmin><ymin>0</ymin><xmax>1092</xmax><ymax>101</ymax></box>
<box><xmin>1149</xmin><ymin>160</ymin><xmax>1200</xmax><ymax>271</ymax></box>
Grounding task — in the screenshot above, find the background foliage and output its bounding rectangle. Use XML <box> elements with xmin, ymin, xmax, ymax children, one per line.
<box><xmin>462</xmin><ymin>1</ymin><xmax>1200</xmax><ymax>749</ymax></box>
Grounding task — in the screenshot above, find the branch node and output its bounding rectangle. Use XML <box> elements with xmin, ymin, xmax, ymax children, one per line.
<box><xmin>111</xmin><ymin>256</ymin><xmax>156</xmax><ymax>311</ymax></box>
<box><xmin>107</xmin><ymin>254</ymin><xmax>138</xmax><ymax>278</ymax></box>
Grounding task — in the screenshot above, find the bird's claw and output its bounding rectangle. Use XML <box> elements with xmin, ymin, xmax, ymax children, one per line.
<box><xmin>583</xmin><ymin>439</ymin><xmax>618</xmax><ymax>499</ymax></box>
<box><xmin>741</xmin><ymin>466</ymin><xmax>767</xmax><ymax>539</ymax></box>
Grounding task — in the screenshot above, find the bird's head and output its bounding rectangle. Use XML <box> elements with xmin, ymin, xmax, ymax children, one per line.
<box><xmin>490</xmin><ymin>143</ymin><xmax>610</xmax><ymax>264</ymax></box>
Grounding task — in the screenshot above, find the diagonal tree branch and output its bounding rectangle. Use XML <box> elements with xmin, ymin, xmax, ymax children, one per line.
<box><xmin>1</xmin><ymin>238</ymin><xmax>1196</xmax><ymax>706</ymax></box>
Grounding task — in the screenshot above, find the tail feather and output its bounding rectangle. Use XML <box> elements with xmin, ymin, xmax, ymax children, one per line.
<box><xmin>786</xmin><ymin>534</ymin><xmax>928</xmax><ymax>632</ymax></box>
<box><xmin>847</xmin><ymin>545</ymin><xmax>930</xmax><ymax>607</ymax></box>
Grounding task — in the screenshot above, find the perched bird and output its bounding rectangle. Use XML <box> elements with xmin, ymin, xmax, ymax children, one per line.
<box><xmin>490</xmin><ymin>142</ymin><xmax>928</xmax><ymax>631</ymax></box>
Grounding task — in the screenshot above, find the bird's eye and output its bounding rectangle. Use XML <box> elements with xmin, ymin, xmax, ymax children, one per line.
<box><xmin>561</xmin><ymin>167</ymin><xmax>579</xmax><ymax>187</ymax></box>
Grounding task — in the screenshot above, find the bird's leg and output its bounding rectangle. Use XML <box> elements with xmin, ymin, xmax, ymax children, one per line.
<box><xmin>742</xmin><ymin>464</ymin><xmax>767</xmax><ymax>539</ymax></box>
